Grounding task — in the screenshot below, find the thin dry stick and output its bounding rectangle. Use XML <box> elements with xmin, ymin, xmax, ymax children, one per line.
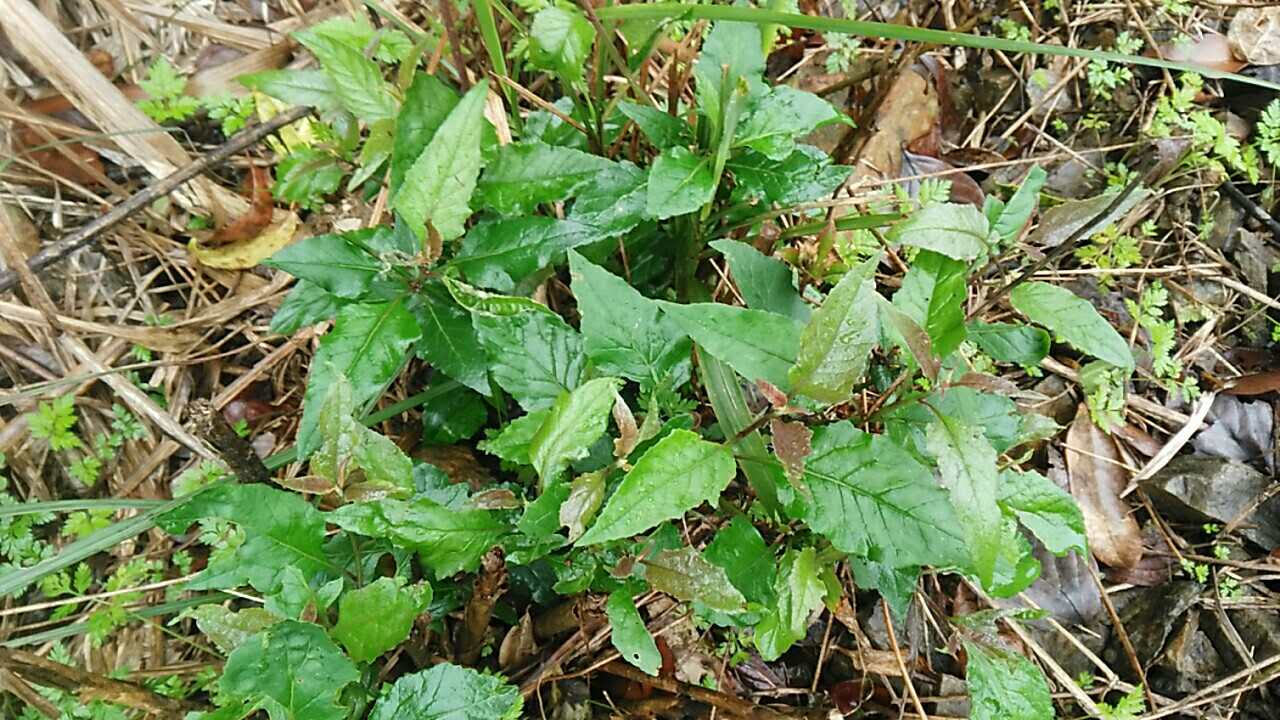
<box><xmin>0</xmin><ymin>106</ymin><xmax>311</xmax><ymax>295</ymax></box>
<box><xmin>880</xmin><ymin>602</ymin><xmax>929</xmax><ymax>720</ymax></box>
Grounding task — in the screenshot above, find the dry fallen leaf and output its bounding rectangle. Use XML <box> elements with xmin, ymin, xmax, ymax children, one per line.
<box><xmin>770</xmin><ymin>418</ymin><xmax>812</xmax><ymax>483</ymax></box>
<box><xmin>1152</xmin><ymin>33</ymin><xmax>1246</xmax><ymax>73</ymax></box>
<box><xmin>1065</xmin><ymin>403</ymin><xmax>1143</xmax><ymax>568</ymax></box>
<box><xmin>1230</xmin><ymin>8</ymin><xmax>1280</xmax><ymax>66</ymax></box>
<box><xmin>208</xmin><ymin>166</ymin><xmax>274</xmax><ymax>246</ymax></box>
<box><xmin>1225</xmin><ymin>370</ymin><xmax>1280</xmax><ymax>396</ymax></box>
<box><xmin>189</xmin><ymin>211</ymin><xmax>299</xmax><ymax>270</ymax></box>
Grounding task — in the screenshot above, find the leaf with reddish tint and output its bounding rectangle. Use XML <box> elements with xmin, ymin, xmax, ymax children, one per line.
<box><xmin>1065</xmin><ymin>404</ymin><xmax>1142</xmax><ymax>568</ymax></box>
<box><xmin>770</xmin><ymin>418</ymin><xmax>812</xmax><ymax>483</ymax></box>
<box><xmin>643</xmin><ymin>547</ymin><xmax>747</xmax><ymax>612</ymax></box>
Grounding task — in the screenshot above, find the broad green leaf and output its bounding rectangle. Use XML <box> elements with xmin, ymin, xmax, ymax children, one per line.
<box><xmin>368</xmin><ymin>663</ymin><xmax>522</xmax><ymax>720</ymax></box>
<box><xmin>988</xmin><ymin>515</ymin><xmax>1041</xmax><ymax>598</ymax></box>
<box><xmin>566</xmin><ymin>163</ymin><xmax>650</xmax><ymax>237</ymax></box>
<box><xmin>479</xmin><ymin>409</ymin><xmax>550</xmax><ymax>465</ymax></box>
<box><xmin>1009</xmin><ymin>281</ymin><xmax>1134</xmax><ymax>369</ymax></box>
<box><xmin>265</xmin><ymin>231</ymin><xmax>386</xmax><ymax>300</ymax></box>
<box><xmin>158</xmin><ymin>484</ymin><xmax>328</xmax><ymax>594</ymax></box>
<box><xmin>221</xmin><ymin>620</ymin><xmax>358</xmax><ymax>720</ymax></box>
<box><xmin>529</xmin><ymin>377</ymin><xmax>621</xmax><ymax>485</ymax></box>
<box><xmin>292</xmin><ymin>32</ymin><xmax>397</xmax><ymax>121</ymax></box>
<box><xmin>703</xmin><ymin>514</ymin><xmax>775</xmax><ymax>605</ymax></box>
<box><xmin>789</xmin><ymin>255</ymin><xmax>880</xmax><ymax>403</ymax></box>
<box><xmin>735</xmin><ymin>86</ymin><xmax>843</xmax><ymax>160</ymax></box>
<box><xmin>296</xmin><ymin>299</ymin><xmax>420</xmax><ymax>456</ymax></box>
<box><xmin>662</xmin><ymin>302</ymin><xmax>800</xmax><ymax>389</ymax></box>
<box><xmin>518</xmin><ymin>482</ymin><xmax>570</xmax><ymax>540</ymax></box>
<box><xmin>182</xmin><ymin>606</ymin><xmax>281</xmax><ymax>654</ymax></box>
<box><xmin>754</xmin><ymin>547</ymin><xmax>825</xmax><ymax>661</ymax></box>
<box><xmin>992</xmin><ymin>166</ymin><xmax>1046</xmax><ymax>243</ymax></box>
<box><xmin>529</xmin><ymin>7</ymin><xmax>595</xmax><ymax>84</ymax></box>
<box><xmin>453</xmin><ymin>217</ymin><xmax>602</xmax><ymax>291</ymax></box>
<box><xmin>999</xmin><ymin>469</ymin><xmax>1087</xmax><ymax>556</ymax></box>
<box><xmin>727</xmin><ymin>145</ymin><xmax>851</xmax><ymax>205</ymax></box>
<box><xmin>472</xmin><ymin>305</ymin><xmax>586</xmax><ymax>411</ymax></box>
<box><xmin>963</xmin><ymin>640</ymin><xmax>1054</xmax><ymax>720</ymax></box>
<box><xmin>392</xmin><ymin>81</ymin><xmax>489</xmax><ymax>241</ymax></box>
<box><xmin>887</xmin><ymin>202</ymin><xmax>991</xmax><ymax>261</ymax></box>
<box><xmin>927</xmin><ymin>416</ymin><xmax>1002</xmax><ymax>587</ymax></box>
<box><xmin>348</xmin><ymin>119</ymin><xmax>395</xmax><ymax>190</ymax></box>
<box><xmin>312</xmin><ymin>376</ymin><xmax>413</xmax><ymax>496</ymax></box>
<box><xmin>265</xmin><ymin>566</ymin><xmax>342</xmax><ymax>620</ymax></box>
<box><xmin>966</xmin><ymin>321</ymin><xmax>1050</xmax><ymax>365</ymax></box>
<box><xmin>271</xmin><ymin>280</ymin><xmax>345</xmax><ymax>335</ymax></box>
<box><xmin>292</xmin><ymin>16</ymin><xmax>412</xmax><ymax>65</ymax></box>
<box><xmin>618</xmin><ymin>101</ymin><xmax>693</xmax><ymax>148</ymax></box>
<box><xmin>240</xmin><ymin>70</ymin><xmax>341</xmax><ymax>113</ymax></box>
<box><xmin>412</xmin><ymin>282</ymin><xmax>489</xmax><ymax>393</ymax></box>
<box><xmin>710</xmin><ymin>239</ymin><xmax>810</xmax><ymax>323</ymax></box>
<box><xmin>577</xmin><ymin>430</ymin><xmax>735</xmax><ymax>545</ymax></box>
<box><xmin>803</xmin><ymin>422</ymin><xmax>967</xmax><ymax>567</ymax></box>
<box><xmin>569</xmin><ymin>251</ymin><xmax>690</xmax><ymax>388</ymax></box>
<box><xmin>332</xmin><ymin>577</ymin><xmax>428</xmax><ymax>662</ymax></box>
<box><xmin>391</xmin><ymin>73</ymin><xmax>459</xmax><ymax>191</ymax></box>
<box><xmin>421</xmin><ymin>387</ymin><xmax>488</xmax><ymax>445</ymax></box>
<box><xmin>607</xmin><ymin>589</ymin><xmax>661</xmax><ymax>676</ymax></box>
<box><xmin>646</xmin><ymin>147</ymin><xmax>715</xmax><ymax>219</ymax></box>
<box><xmin>642</xmin><ymin>546</ymin><xmax>747</xmax><ymax>612</ymax></box>
<box><xmin>878</xmin><ymin>295</ymin><xmax>939</xmax><ymax>380</ymax></box>
<box><xmin>894</xmin><ymin>250</ymin><xmax>967</xmax><ymax>357</ymax></box>
<box><xmin>329</xmin><ymin>497</ymin><xmax>507</xmax><ymax>579</ymax></box>
<box><xmin>694</xmin><ymin>21</ymin><xmax>764</xmax><ymax>133</ymax></box>
<box><xmin>476</xmin><ymin>142</ymin><xmax>616</xmax><ymax>214</ymax></box>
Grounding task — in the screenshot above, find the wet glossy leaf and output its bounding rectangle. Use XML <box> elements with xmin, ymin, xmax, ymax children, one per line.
<box><xmin>240</xmin><ymin>70</ymin><xmax>341</xmax><ymax>113</ymax></box>
<box><xmin>607</xmin><ymin>589</ymin><xmax>661</xmax><ymax>675</ymax></box>
<box><xmin>704</xmin><ymin>514</ymin><xmax>775</xmax><ymax>605</ymax></box>
<box><xmin>292</xmin><ymin>32</ymin><xmax>397</xmax><ymax>121</ymax></box>
<box><xmin>789</xmin><ymin>255</ymin><xmax>880</xmax><ymax>403</ymax></box>
<box><xmin>480</xmin><ymin>410</ymin><xmax>550</xmax><ymax>466</ymax></box>
<box><xmin>265</xmin><ymin>231</ymin><xmax>385</xmax><ymax>300</ymax></box>
<box><xmin>472</xmin><ymin>304</ymin><xmax>585</xmax><ymax>411</ymax></box>
<box><xmin>560</xmin><ymin>470</ymin><xmax>605</xmax><ymax>542</ymax></box>
<box><xmin>735</xmin><ymin>86</ymin><xmax>844</xmax><ymax>160</ymax></box>
<box><xmin>271</xmin><ymin>280</ymin><xmax>345</xmax><ymax>335</ymax></box>
<box><xmin>618</xmin><ymin>101</ymin><xmax>692</xmax><ymax>149</ymax></box>
<box><xmin>694</xmin><ymin>21</ymin><xmax>764</xmax><ymax>132</ymax></box>
<box><xmin>927</xmin><ymin>416</ymin><xmax>1002</xmax><ymax>587</ymax></box>
<box><xmin>894</xmin><ymin>250</ymin><xmax>967</xmax><ymax>357</ymax></box>
<box><xmin>222</xmin><ymin>620</ymin><xmax>359</xmax><ymax>720</ymax></box>
<box><xmin>566</xmin><ymin>163</ymin><xmax>650</xmax><ymax>236</ymax></box>
<box><xmin>412</xmin><ymin>282</ymin><xmax>489</xmax><ymax>393</ymax></box>
<box><xmin>454</xmin><ymin>217</ymin><xmax>601</xmax><ymax>292</ymax></box>
<box><xmin>312</xmin><ymin>376</ymin><xmax>413</xmax><ymax>495</ymax></box>
<box><xmin>966</xmin><ymin>321</ymin><xmax>1050</xmax><ymax>365</ymax></box>
<box><xmin>999</xmin><ymin>469</ymin><xmax>1087</xmax><ymax>556</ymax></box>
<box><xmin>728</xmin><ymin>145</ymin><xmax>851</xmax><ymax>206</ymax></box>
<box><xmin>992</xmin><ymin>166</ymin><xmax>1046</xmax><ymax>243</ymax></box>
<box><xmin>529</xmin><ymin>7</ymin><xmax>595</xmax><ymax>85</ymax></box>
<box><xmin>391</xmin><ymin>73</ymin><xmax>459</xmax><ymax>190</ymax></box>
<box><xmin>577</xmin><ymin>430</ymin><xmax>735</xmax><ymax>546</ymax></box>
<box><xmin>183</xmin><ymin>606</ymin><xmax>281</xmax><ymax>654</ymax></box>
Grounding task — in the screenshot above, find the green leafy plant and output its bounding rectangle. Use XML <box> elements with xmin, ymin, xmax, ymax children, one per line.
<box><xmin>138</xmin><ymin>57</ymin><xmax>202</xmax><ymax>123</ymax></box>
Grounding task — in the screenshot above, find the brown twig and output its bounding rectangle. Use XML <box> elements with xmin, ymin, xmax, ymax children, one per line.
<box><xmin>187</xmin><ymin>399</ymin><xmax>270</xmax><ymax>484</ymax></box>
<box><xmin>0</xmin><ymin>105</ymin><xmax>312</xmax><ymax>295</ymax></box>
<box><xmin>599</xmin><ymin>660</ymin><xmax>794</xmax><ymax>720</ymax></box>
<box><xmin>456</xmin><ymin>547</ymin><xmax>508</xmax><ymax>665</ymax></box>
<box><xmin>0</xmin><ymin>648</ymin><xmax>202</xmax><ymax>717</ymax></box>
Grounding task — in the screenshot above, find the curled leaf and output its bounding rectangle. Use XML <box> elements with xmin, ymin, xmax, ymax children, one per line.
<box><xmin>191</xmin><ymin>212</ymin><xmax>300</xmax><ymax>270</ymax></box>
<box><xmin>1065</xmin><ymin>404</ymin><xmax>1143</xmax><ymax>568</ymax></box>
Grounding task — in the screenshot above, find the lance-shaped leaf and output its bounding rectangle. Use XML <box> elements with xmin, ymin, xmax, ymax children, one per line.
<box><xmin>662</xmin><ymin>301</ymin><xmax>800</xmax><ymax>389</ymax></box>
<box><xmin>966</xmin><ymin>321</ymin><xmax>1050</xmax><ymax>366</ymax></box>
<box><xmin>560</xmin><ymin>470</ymin><xmax>605</xmax><ymax>542</ymax></box>
<box><xmin>927</xmin><ymin>415</ymin><xmax>1003</xmax><ymax>587</ymax></box>
<box><xmin>453</xmin><ymin>217</ymin><xmax>602</xmax><ymax>291</ymax></box>
<box><xmin>607</xmin><ymin>590</ymin><xmax>662</xmax><ymax>675</ymax></box>
<box><xmin>887</xmin><ymin>202</ymin><xmax>991</xmax><ymax>261</ymax></box>
<box><xmin>311</xmin><ymin>375</ymin><xmax>413</xmax><ymax>496</ymax></box>
<box><xmin>476</xmin><ymin>142</ymin><xmax>617</xmax><ymax>214</ymax></box>
<box><xmin>789</xmin><ymin>255</ymin><xmax>880</xmax><ymax>403</ymax></box>
<box><xmin>1009</xmin><ymin>281</ymin><xmax>1134</xmax><ymax>370</ymax></box>
<box><xmin>577</xmin><ymin>430</ymin><xmax>735</xmax><ymax>545</ymax></box>
<box><xmin>529</xmin><ymin>377</ymin><xmax>621</xmax><ymax>485</ymax></box>
<box><xmin>711</xmin><ymin>239</ymin><xmax>810</xmax><ymax>323</ymax></box>
<box><xmin>802</xmin><ymin>422</ymin><xmax>967</xmax><ymax>568</ymax></box>
<box><xmin>754</xmin><ymin>547</ymin><xmax>826</xmax><ymax>661</ymax></box>
<box><xmin>292</xmin><ymin>32</ymin><xmax>397</xmax><ymax>121</ymax></box>
<box><xmin>646</xmin><ymin>147</ymin><xmax>716</xmax><ymax>219</ymax></box>
<box><xmin>392</xmin><ymin>81</ymin><xmax>489</xmax><ymax>241</ymax></box>
<box><xmin>735</xmin><ymin>85</ymin><xmax>844</xmax><ymax>160</ymax></box>
<box><xmin>391</xmin><ymin>72</ymin><xmax>459</xmax><ymax>190</ymax></box>
<box><xmin>893</xmin><ymin>250</ymin><xmax>967</xmax><ymax>358</ymax></box>
<box><xmin>412</xmin><ymin>282</ymin><xmax>489</xmax><ymax>393</ymax></box>
<box><xmin>529</xmin><ymin>6</ymin><xmax>595</xmax><ymax>85</ymax></box>
<box><xmin>999</xmin><ymin>469</ymin><xmax>1087</xmax><ymax>556</ymax></box>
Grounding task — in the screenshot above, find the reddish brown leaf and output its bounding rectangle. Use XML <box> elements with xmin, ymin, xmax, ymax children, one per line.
<box><xmin>770</xmin><ymin>418</ymin><xmax>812</xmax><ymax>483</ymax></box>
<box><xmin>1112</xmin><ymin>421</ymin><xmax>1163</xmax><ymax>458</ymax></box>
<box><xmin>1150</xmin><ymin>33</ymin><xmax>1246</xmax><ymax>73</ymax></box>
<box><xmin>754</xmin><ymin>379</ymin><xmax>789</xmax><ymax>410</ymax></box>
<box><xmin>208</xmin><ymin>165</ymin><xmax>273</xmax><ymax>246</ymax></box>
<box><xmin>1225</xmin><ymin>370</ymin><xmax>1280</xmax><ymax>396</ymax></box>
<box><xmin>1065</xmin><ymin>404</ymin><xmax>1143</xmax><ymax>568</ymax></box>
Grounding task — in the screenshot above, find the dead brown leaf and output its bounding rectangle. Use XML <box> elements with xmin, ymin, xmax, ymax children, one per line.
<box><xmin>1151</xmin><ymin>33</ymin><xmax>1246</xmax><ymax>73</ymax></box>
<box><xmin>1065</xmin><ymin>404</ymin><xmax>1143</xmax><ymax>568</ymax></box>
<box><xmin>770</xmin><ymin>418</ymin><xmax>812</xmax><ymax>483</ymax></box>
<box><xmin>1225</xmin><ymin>370</ymin><xmax>1280</xmax><ymax>396</ymax></box>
